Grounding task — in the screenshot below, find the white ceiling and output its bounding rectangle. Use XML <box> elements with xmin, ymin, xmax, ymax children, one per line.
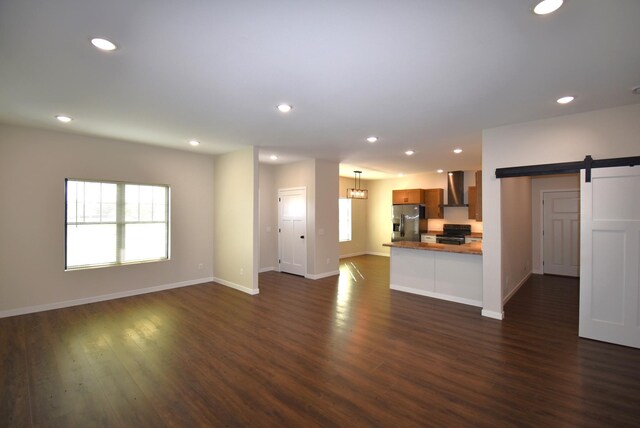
<box><xmin>1</xmin><ymin>1</ymin><xmax>639</xmax><ymax>179</ymax></box>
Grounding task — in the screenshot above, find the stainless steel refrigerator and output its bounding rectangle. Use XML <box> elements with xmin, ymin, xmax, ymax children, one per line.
<box><xmin>392</xmin><ymin>204</ymin><xmax>426</xmax><ymax>242</ymax></box>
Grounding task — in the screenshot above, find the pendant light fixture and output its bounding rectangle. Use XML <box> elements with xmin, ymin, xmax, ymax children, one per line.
<box><xmin>347</xmin><ymin>170</ymin><xmax>368</xmax><ymax>199</ymax></box>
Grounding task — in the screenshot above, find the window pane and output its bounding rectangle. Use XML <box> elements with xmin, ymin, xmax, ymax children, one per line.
<box><xmin>66</xmin><ymin>224</ymin><xmax>117</xmax><ymax>268</ymax></box>
<box><xmin>139</xmin><ymin>186</ymin><xmax>153</xmax><ymax>221</ymax></box>
<box><xmin>125</xmin><ymin>185</ymin><xmax>139</xmax><ymax>221</ymax></box>
<box><xmin>66</xmin><ymin>180</ymin><xmax>169</xmax><ymax>269</ymax></box>
<box><xmin>152</xmin><ymin>186</ymin><xmax>167</xmax><ymax>221</ymax></box>
<box><xmin>153</xmin><ymin>203</ymin><xmax>166</xmax><ymax>222</ymax></box>
<box><xmin>102</xmin><ymin>202</ymin><xmax>117</xmax><ymax>222</ymax></box>
<box><xmin>125</xmin><ymin>184</ymin><xmax>166</xmax><ymax>222</ymax></box>
<box><xmin>67</xmin><ymin>181</ymin><xmax>85</xmax><ymax>222</ymax></box>
<box><xmin>101</xmin><ymin>183</ymin><xmax>117</xmax><ymax>222</ymax></box>
<box><xmin>339</xmin><ymin>199</ymin><xmax>352</xmax><ymax>242</ymax></box>
<box><xmin>84</xmin><ymin>182</ymin><xmax>102</xmax><ymax>222</ymax></box>
<box><xmin>66</xmin><ymin>181</ymin><xmax>117</xmax><ymax>224</ymax></box>
<box><xmin>123</xmin><ymin>223</ymin><xmax>167</xmax><ymax>262</ymax></box>
<box><xmin>139</xmin><ymin>203</ymin><xmax>153</xmax><ymax>221</ymax></box>
<box><xmin>153</xmin><ymin>186</ymin><xmax>166</xmax><ymax>205</ymax></box>
<box><xmin>66</xmin><ymin>181</ymin><xmax>77</xmax><ymax>222</ymax></box>
<box><xmin>85</xmin><ymin>202</ymin><xmax>102</xmax><ymax>222</ymax></box>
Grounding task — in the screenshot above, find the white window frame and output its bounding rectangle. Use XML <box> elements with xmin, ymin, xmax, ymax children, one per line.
<box><xmin>339</xmin><ymin>198</ymin><xmax>352</xmax><ymax>242</ymax></box>
<box><xmin>65</xmin><ymin>178</ymin><xmax>171</xmax><ymax>270</ymax></box>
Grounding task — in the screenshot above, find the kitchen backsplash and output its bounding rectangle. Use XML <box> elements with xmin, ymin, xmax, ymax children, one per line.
<box><xmin>428</xmin><ymin>207</ymin><xmax>483</xmax><ymax>233</ymax></box>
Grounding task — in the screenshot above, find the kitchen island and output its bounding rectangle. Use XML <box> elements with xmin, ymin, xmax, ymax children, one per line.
<box><xmin>383</xmin><ymin>241</ymin><xmax>482</xmax><ymax>307</ymax></box>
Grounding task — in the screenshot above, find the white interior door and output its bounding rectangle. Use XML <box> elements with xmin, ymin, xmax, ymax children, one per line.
<box><xmin>543</xmin><ymin>191</ymin><xmax>580</xmax><ymax>276</ymax></box>
<box><xmin>278</xmin><ymin>188</ymin><xmax>307</xmax><ymax>276</ymax></box>
<box><xmin>580</xmin><ymin>167</ymin><xmax>640</xmax><ymax>348</ymax></box>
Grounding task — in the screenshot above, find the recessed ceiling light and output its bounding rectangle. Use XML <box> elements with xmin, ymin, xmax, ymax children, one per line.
<box><xmin>405</xmin><ymin>150</ymin><xmax>415</xmax><ymax>156</ymax></box>
<box><xmin>277</xmin><ymin>104</ymin><xmax>292</xmax><ymax>113</ymax></box>
<box><xmin>453</xmin><ymin>148</ymin><xmax>463</xmax><ymax>154</ymax></box>
<box><xmin>55</xmin><ymin>115</ymin><xmax>72</xmax><ymax>123</ymax></box>
<box><xmin>90</xmin><ymin>37</ymin><xmax>117</xmax><ymax>51</ymax></box>
<box><xmin>189</xmin><ymin>140</ymin><xmax>200</xmax><ymax>146</ymax></box>
<box><xmin>270</xmin><ymin>155</ymin><xmax>278</xmax><ymax>160</ymax></box>
<box><xmin>557</xmin><ymin>96</ymin><xmax>575</xmax><ymax>104</ymax></box>
<box><xmin>367</xmin><ymin>136</ymin><xmax>378</xmax><ymax>143</ymax></box>
<box><xmin>437</xmin><ymin>169</ymin><xmax>444</xmax><ymax>174</ymax></box>
<box><xmin>532</xmin><ymin>0</ymin><xmax>563</xmax><ymax>15</ymax></box>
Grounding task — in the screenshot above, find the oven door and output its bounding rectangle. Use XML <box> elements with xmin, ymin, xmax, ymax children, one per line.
<box><xmin>436</xmin><ymin>236</ymin><xmax>463</xmax><ymax>245</ymax></box>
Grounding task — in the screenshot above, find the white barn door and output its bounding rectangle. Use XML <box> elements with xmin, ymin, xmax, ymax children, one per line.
<box><xmin>580</xmin><ymin>167</ymin><xmax>640</xmax><ymax>348</ymax></box>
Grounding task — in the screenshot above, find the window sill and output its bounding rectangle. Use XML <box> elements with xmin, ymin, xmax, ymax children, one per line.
<box><xmin>65</xmin><ymin>257</ymin><xmax>169</xmax><ymax>271</ymax></box>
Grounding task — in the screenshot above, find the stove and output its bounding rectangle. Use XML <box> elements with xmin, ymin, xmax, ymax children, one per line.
<box><xmin>436</xmin><ymin>224</ymin><xmax>472</xmax><ymax>245</ymax></box>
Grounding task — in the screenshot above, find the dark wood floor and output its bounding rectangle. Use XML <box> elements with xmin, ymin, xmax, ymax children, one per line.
<box><xmin>2</xmin><ymin>255</ymin><xmax>639</xmax><ymax>427</ymax></box>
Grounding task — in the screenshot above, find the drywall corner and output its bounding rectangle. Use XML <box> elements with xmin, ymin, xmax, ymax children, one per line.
<box><xmin>213</xmin><ymin>146</ymin><xmax>259</xmax><ymax>293</ymax></box>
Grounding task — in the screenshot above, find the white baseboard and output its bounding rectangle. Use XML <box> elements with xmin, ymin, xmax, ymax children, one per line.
<box><xmin>532</xmin><ymin>268</ymin><xmax>543</xmax><ymax>275</ymax></box>
<box><xmin>481</xmin><ymin>309</ymin><xmax>504</xmax><ymax>320</ymax></box>
<box><xmin>339</xmin><ymin>252</ymin><xmax>367</xmax><ymax>259</ymax></box>
<box><xmin>0</xmin><ymin>277</ymin><xmax>215</xmax><ymax>319</ymax></box>
<box><xmin>259</xmin><ymin>266</ymin><xmax>274</xmax><ymax>273</ymax></box>
<box><xmin>213</xmin><ymin>277</ymin><xmax>259</xmax><ymax>295</ymax></box>
<box><xmin>503</xmin><ymin>271</ymin><xmax>532</xmax><ymax>305</ymax></box>
<box><xmin>366</xmin><ymin>251</ymin><xmax>390</xmax><ymax>257</ymax></box>
<box><xmin>390</xmin><ymin>284</ymin><xmax>482</xmax><ymax>308</ymax></box>
<box><xmin>306</xmin><ymin>270</ymin><xmax>340</xmax><ymax>280</ymax></box>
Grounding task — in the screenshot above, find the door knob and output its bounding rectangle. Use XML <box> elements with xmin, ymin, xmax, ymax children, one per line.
<box><xmin>300</xmin><ymin>235</ymin><xmax>305</xmax><ymax>239</ymax></box>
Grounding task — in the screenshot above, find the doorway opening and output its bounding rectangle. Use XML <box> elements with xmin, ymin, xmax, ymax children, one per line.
<box><xmin>541</xmin><ymin>190</ymin><xmax>580</xmax><ymax>276</ymax></box>
<box><xmin>497</xmin><ymin>157</ymin><xmax>640</xmax><ymax>348</ymax></box>
<box><xmin>531</xmin><ymin>174</ymin><xmax>580</xmax><ymax>277</ymax></box>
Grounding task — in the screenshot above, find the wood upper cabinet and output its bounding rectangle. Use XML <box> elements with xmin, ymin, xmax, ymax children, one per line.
<box><xmin>392</xmin><ymin>189</ymin><xmax>424</xmax><ymax>205</ymax></box>
<box><xmin>468</xmin><ymin>170</ymin><xmax>483</xmax><ymax>221</ymax></box>
<box><xmin>475</xmin><ymin>170</ymin><xmax>483</xmax><ymax>221</ymax></box>
<box><xmin>392</xmin><ymin>188</ymin><xmax>443</xmax><ymax>217</ymax></box>
<box><xmin>468</xmin><ymin>186</ymin><xmax>477</xmax><ymax>219</ymax></box>
<box><xmin>424</xmin><ymin>188</ymin><xmax>444</xmax><ymax>219</ymax></box>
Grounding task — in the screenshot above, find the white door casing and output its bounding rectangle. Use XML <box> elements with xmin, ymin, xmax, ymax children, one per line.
<box><xmin>580</xmin><ymin>167</ymin><xmax>640</xmax><ymax>349</ymax></box>
<box><xmin>278</xmin><ymin>188</ymin><xmax>307</xmax><ymax>276</ymax></box>
<box><xmin>543</xmin><ymin>191</ymin><xmax>580</xmax><ymax>277</ymax></box>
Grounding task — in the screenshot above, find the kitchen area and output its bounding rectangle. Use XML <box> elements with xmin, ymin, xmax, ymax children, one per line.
<box><xmin>383</xmin><ymin>170</ymin><xmax>484</xmax><ymax>307</ymax></box>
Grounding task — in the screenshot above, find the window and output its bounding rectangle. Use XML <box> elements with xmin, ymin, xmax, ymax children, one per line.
<box><xmin>65</xmin><ymin>179</ymin><xmax>170</xmax><ymax>270</ymax></box>
<box><xmin>339</xmin><ymin>198</ymin><xmax>352</xmax><ymax>242</ymax></box>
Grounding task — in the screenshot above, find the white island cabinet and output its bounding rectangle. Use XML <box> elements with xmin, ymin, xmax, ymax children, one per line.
<box><xmin>384</xmin><ymin>242</ymin><xmax>483</xmax><ymax>308</ymax></box>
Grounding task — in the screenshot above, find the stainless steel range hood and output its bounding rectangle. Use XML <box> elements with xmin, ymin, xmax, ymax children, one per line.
<box><xmin>443</xmin><ymin>171</ymin><xmax>467</xmax><ymax>207</ymax></box>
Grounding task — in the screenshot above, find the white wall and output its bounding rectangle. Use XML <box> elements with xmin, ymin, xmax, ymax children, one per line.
<box><xmin>531</xmin><ymin>174</ymin><xmax>580</xmax><ymax>274</ymax></box>
<box><xmin>259</xmin><ymin>164</ymin><xmax>278</xmax><ymax>271</ymax></box>
<box><xmin>339</xmin><ymin>176</ymin><xmax>368</xmax><ymax>258</ymax></box>
<box><xmin>213</xmin><ymin>146</ymin><xmax>259</xmax><ymax>294</ymax></box>
<box><xmin>313</xmin><ymin>160</ymin><xmax>339</xmax><ymax>276</ymax></box>
<box><xmin>501</xmin><ymin>177</ymin><xmax>532</xmax><ymax>303</ymax></box>
<box><xmin>482</xmin><ymin>103</ymin><xmax>640</xmax><ymax>319</ymax></box>
<box><xmin>262</xmin><ymin>159</ymin><xmax>340</xmax><ymax>278</ymax></box>
<box><xmin>0</xmin><ymin>124</ymin><xmax>215</xmax><ymax>316</ymax></box>
<box><xmin>366</xmin><ymin>170</ymin><xmax>482</xmax><ymax>256</ymax></box>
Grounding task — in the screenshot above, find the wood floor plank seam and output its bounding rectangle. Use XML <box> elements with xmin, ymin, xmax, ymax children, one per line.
<box><xmin>1</xmin><ymin>255</ymin><xmax>639</xmax><ymax>427</ymax></box>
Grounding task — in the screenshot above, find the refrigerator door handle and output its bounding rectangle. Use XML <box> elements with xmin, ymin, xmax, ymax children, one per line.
<box><xmin>400</xmin><ymin>214</ymin><xmax>405</xmax><ymax>237</ymax></box>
